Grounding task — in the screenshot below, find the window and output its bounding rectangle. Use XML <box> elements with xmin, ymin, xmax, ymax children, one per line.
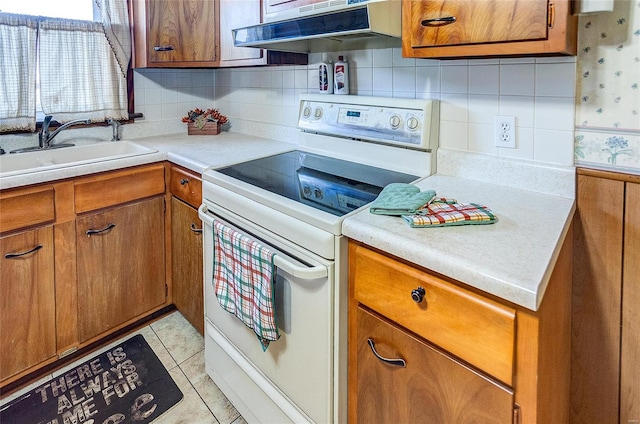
<box><xmin>0</xmin><ymin>0</ymin><xmax>132</xmax><ymax>132</ymax></box>
<box><xmin>0</xmin><ymin>0</ymin><xmax>95</xmax><ymax>21</ymax></box>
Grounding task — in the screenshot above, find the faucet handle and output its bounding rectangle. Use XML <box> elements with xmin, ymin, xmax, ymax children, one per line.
<box><xmin>42</xmin><ymin>115</ymin><xmax>53</xmax><ymax>128</ymax></box>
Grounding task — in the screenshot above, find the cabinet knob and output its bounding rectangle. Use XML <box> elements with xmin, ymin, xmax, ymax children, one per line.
<box><xmin>411</xmin><ymin>286</ymin><xmax>426</xmax><ymax>303</ymax></box>
<box><xmin>180</xmin><ymin>178</ymin><xmax>189</xmax><ymax>185</ymax></box>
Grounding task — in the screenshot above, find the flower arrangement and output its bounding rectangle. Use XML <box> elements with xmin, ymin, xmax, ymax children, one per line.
<box><xmin>182</xmin><ymin>108</ymin><xmax>228</xmax><ymax>134</ymax></box>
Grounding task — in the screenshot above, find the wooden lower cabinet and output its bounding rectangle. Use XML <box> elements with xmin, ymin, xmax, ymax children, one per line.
<box><xmin>76</xmin><ymin>196</ymin><xmax>166</xmax><ymax>342</ymax></box>
<box><xmin>0</xmin><ymin>226</ymin><xmax>56</xmax><ymax>381</ymax></box>
<box><xmin>355</xmin><ymin>306</ymin><xmax>513</xmax><ymax>424</ymax></box>
<box><xmin>621</xmin><ymin>182</ymin><xmax>640</xmax><ymax>422</ymax></box>
<box><xmin>349</xmin><ymin>239</ymin><xmax>573</xmax><ymax>424</ymax></box>
<box><xmin>571</xmin><ymin>169</ymin><xmax>640</xmax><ymax>424</ymax></box>
<box><xmin>171</xmin><ymin>197</ymin><xmax>204</xmax><ymax>334</ymax></box>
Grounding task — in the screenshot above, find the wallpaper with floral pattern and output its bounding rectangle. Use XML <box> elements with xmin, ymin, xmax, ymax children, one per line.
<box><xmin>575</xmin><ymin>0</ymin><xmax>640</xmax><ymax>174</ymax></box>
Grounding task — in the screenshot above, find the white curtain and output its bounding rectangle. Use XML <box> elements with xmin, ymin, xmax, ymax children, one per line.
<box><xmin>0</xmin><ymin>0</ymin><xmax>131</xmax><ymax>129</ymax></box>
<box><xmin>95</xmin><ymin>0</ymin><xmax>132</xmax><ymax>79</ymax></box>
<box><xmin>39</xmin><ymin>18</ymin><xmax>129</xmax><ymax>122</ymax></box>
<box><xmin>0</xmin><ymin>14</ymin><xmax>38</xmax><ymax>132</ymax></box>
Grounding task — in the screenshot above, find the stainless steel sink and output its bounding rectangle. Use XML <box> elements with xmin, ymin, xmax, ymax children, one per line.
<box><xmin>0</xmin><ymin>141</ymin><xmax>158</xmax><ymax>177</ymax></box>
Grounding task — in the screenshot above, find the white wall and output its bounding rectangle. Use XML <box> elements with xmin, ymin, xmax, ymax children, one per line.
<box><xmin>133</xmin><ymin>48</ymin><xmax>577</xmax><ymax>166</ymax></box>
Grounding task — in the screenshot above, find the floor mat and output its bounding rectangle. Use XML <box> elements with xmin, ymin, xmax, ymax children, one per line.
<box><xmin>0</xmin><ymin>334</ymin><xmax>183</xmax><ymax>423</ymax></box>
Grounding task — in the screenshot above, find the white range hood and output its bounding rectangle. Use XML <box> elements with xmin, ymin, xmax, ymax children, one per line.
<box><xmin>232</xmin><ymin>0</ymin><xmax>402</xmax><ymax>53</ymax></box>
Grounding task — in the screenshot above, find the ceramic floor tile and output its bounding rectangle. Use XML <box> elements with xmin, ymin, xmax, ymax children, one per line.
<box><xmin>153</xmin><ymin>366</ymin><xmax>219</xmax><ymax>424</ymax></box>
<box><xmin>231</xmin><ymin>416</ymin><xmax>248</xmax><ymax>424</ymax></box>
<box><xmin>179</xmin><ymin>351</ymin><xmax>241</xmax><ymax>424</ymax></box>
<box><xmin>151</xmin><ymin>311</ymin><xmax>204</xmax><ymax>364</ymax></box>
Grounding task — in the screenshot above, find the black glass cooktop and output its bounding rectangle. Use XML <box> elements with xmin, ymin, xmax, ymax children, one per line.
<box><xmin>215</xmin><ymin>150</ymin><xmax>419</xmax><ymax>216</ymax></box>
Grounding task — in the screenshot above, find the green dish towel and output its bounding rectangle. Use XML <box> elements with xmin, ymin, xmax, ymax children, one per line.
<box><xmin>369</xmin><ymin>183</ymin><xmax>436</xmax><ymax>215</ymax></box>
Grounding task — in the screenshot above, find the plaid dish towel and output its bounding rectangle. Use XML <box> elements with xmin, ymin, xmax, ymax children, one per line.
<box><xmin>403</xmin><ymin>200</ymin><xmax>497</xmax><ymax>228</ymax></box>
<box><xmin>213</xmin><ymin>220</ymin><xmax>280</xmax><ymax>351</ymax></box>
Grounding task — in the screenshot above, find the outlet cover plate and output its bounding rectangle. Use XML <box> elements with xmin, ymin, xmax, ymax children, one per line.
<box><xmin>495</xmin><ymin>115</ymin><xmax>516</xmax><ymax>148</ymax></box>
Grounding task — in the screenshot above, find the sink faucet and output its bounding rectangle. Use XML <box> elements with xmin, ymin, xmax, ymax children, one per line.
<box><xmin>108</xmin><ymin>119</ymin><xmax>122</xmax><ymax>141</ymax></box>
<box><xmin>39</xmin><ymin>115</ymin><xmax>92</xmax><ymax>149</ymax></box>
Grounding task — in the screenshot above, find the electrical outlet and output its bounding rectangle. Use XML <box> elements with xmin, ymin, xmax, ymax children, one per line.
<box><xmin>495</xmin><ymin>116</ymin><xmax>516</xmax><ymax>148</ymax></box>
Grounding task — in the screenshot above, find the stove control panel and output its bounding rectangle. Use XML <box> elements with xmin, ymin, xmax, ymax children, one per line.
<box><xmin>298</xmin><ymin>94</ymin><xmax>439</xmax><ymax>151</ymax></box>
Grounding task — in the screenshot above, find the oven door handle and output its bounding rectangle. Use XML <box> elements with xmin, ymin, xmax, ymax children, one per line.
<box><xmin>272</xmin><ymin>255</ymin><xmax>327</xmax><ymax>280</ymax></box>
<box><xmin>198</xmin><ymin>204</ymin><xmax>328</xmax><ymax>281</ymax></box>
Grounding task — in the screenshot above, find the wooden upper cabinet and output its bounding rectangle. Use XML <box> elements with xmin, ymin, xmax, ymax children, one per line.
<box><xmin>219</xmin><ymin>0</ymin><xmax>308</xmax><ymax>67</ymax></box>
<box><xmin>133</xmin><ymin>0</ymin><xmax>219</xmax><ymax>67</ymax></box>
<box><xmin>402</xmin><ymin>0</ymin><xmax>578</xmax><ymax>58</ymax></box>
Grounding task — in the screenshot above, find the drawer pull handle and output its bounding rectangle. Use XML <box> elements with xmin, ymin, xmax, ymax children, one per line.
<box><xmin>421</xmin><ymin>16</ymin><xmax>456</xmax><ymax>27</ymax></box>
<box><xmin>86</xmin><ymin>223</ymin><xmax>116</xmax><ymax>237</ymax></box>
<box><xmin>190</xmin><ymin>222</ymin><xmax>203</xmax><ymax>234</ymax></box>
<box><xmin>411</xmin><ymin>286</ymin><xmax>426</xmax><ymax>303</ymax></box>
<box><xmin>154</xmin><ymin>45</ymin><xmax>175</xmax><ymax>51</ymax></box>
<box><xmin>4</xmin><ymin>244</ymin><xmax>43</xmax><ymax>259</ymax></box>
<box><xmin>180</xmin><ymin>178</ymin><xmax>189</xmax><ymax>185</ymax></box>
<box><xmin>367</xmin><ymin>338</ymin><xmax>406</xmax><ymax>367</ymax></box>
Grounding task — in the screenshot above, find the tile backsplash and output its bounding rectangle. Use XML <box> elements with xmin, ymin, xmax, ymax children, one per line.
<box><xmin>134</xmin><ymin>49</ymin><xmax>577</xmax><ymax>167</ymax></box>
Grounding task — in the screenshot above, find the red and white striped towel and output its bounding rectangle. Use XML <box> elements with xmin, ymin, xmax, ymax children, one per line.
<box><xmin>212</xmin><ymin>220</ymin><xmax>280</xmax><ymax>351</ymax></box>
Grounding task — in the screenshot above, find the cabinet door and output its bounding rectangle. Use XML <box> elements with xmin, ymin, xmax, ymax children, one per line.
<box><xmin>219</xmin><ymin>0</ymin><xmax>264</xmax><ymax>65</ymax></box>
<box><xmin>621</xmin><ymin>182</ymin><xmax>640</xmax><ymax>423</ymax></box>
<box><xmin>76</xmin><ymin>197</ymin><xmax>166</xmax><ymax>342</ymax></box>
<box><xmin>406</xmin><ymin>0</ymin><xmax>548</xmax><ymax>48</ymax></box>
<box><xmin>146</xmin><ymin>0</ymin><xmax>218</xmax><ymax>66</ymax></box>
<box><xmin>354</xmin><ymin>306</ymin><xmax>513</xmax><ymax>424</ymax></box>
<box><xmin>171</xmin><ymin>197</ymin><xmax>204</xmax><ymax>335</ymax></box>
<box><xmin>0</xmin><ymin>227</ymin><xmax>56</xmax><ymax>381</ymax></box>
<box><xmin>571</xmin><ymin>174</ymin><xmax>624</xmax><ymax>424</ymax></box>
<box><xmin>402</xmin><ymin>0</ymin><xmax>577</xmax><ymax>58</ymax></box>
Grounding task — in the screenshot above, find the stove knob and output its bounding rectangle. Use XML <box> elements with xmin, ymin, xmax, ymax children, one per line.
<box><xmin>303</xmin><ymin>106</ymin><xmax>312</xmax><ymax>118</ymax></box>
<box><xmin>407</xmin><ymin>117</ymin><xmax>420</xmax><ymax>130</ymax></box>
<box><xmin>313</xmin><ymin>188</ymin><xmax>323</xmax><ymax>199</ymax></box>
<box><xmin>303</xmin><ymin>185</ymin><xmax>311</xmax><ymax>196</ymax></box>
<box><xmin>314</xmin><ymin>107</ymin><xmax>323</xmax><ymax>119</ymax></box>
<box><xmin>389</xmin><ymin>115</ymin><xmax>401</xmax><ymax>129</ymax></box>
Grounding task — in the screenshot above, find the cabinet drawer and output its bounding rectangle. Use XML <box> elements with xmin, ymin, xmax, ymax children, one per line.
<box><xmin>169</xmin><ymin>165</ymin><xmax>202</xmax><ymax>208</ymax></box>
<box><xmin>355</xmin><ymin>306</ymin><xmax>514</xmax><ymax>423</ymax></box>
<box><xmin>74</xmin><ymin>164</ymin><xmax>165</xmax><ymax>213</ymax></box>
<box><xmin>0</xmin><ymin>186</ymin><xmax>55</xmax><ymax>233</ymax></box>
<box><xmin>350</xmin><ymin>242</ymin><xmax>516</xmax><ymax>385</ymax></box>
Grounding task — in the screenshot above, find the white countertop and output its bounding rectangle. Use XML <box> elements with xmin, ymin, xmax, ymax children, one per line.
<box><xmin>0</xmin><ymin>134</ymin><xmax>575</xmax><ymax>311</ymax></box>
<box><xmin>342</xmin><ymin>173</ymin><xmax>575</xmax><ymax>311</ymax></box>
<box><xmin>0</xmin><ymin>132</ymin><xmax>295</xmax><ymax>190</ymax></box>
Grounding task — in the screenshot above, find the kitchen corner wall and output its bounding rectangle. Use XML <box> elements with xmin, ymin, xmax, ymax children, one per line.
<box><xmin>135</xmin><ymin>51</ymin><xmax>577</xmax><ymax>167</ymax></box>
<box><xmin>574</xmin><ymin>0</ymin><xmax>640</xmax><ymax>174</ymax></box>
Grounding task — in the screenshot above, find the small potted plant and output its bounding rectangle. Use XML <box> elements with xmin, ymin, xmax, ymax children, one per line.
<box><xmin>182</xmin><ymin>108</ymin><xmax>229</xmax><ymax>135</ymax></box>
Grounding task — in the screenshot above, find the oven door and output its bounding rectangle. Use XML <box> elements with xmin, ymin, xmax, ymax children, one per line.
<box><xmin>199</xmin><ymin>203</ymin><xmax>335</xmax><ymax>424</ymax></box>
